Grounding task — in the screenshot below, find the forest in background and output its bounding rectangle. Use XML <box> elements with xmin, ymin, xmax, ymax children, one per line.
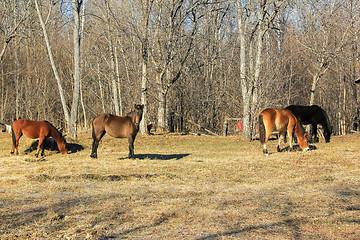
<box><xmin>1</xmin><ymin>0</ymin><xmax>359</xmax><ymax>138</ymax></box>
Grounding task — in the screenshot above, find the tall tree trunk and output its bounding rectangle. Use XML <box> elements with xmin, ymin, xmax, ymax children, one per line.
<box><xmin>237</xmin><ymin>0</ymin><xmax>251</xmax><ymax>140</ymax></box>
<box><xmin>114</xmin><ymin>46</ymin><xmax>123</xmax><ymax>116</ymax></box>
<box><xmin>157</xmin><ymin>72</ymin><xmax>166</xmax><ymax>131</ymax></box>
<box><xmin>34</xmin><ymin>0</ymin><xmax>70</xmax><ymax>125</ymax></box>
<box><xmin>105</xmin><ymin>0</ymin><xmax>120</xmax><ymax>115</ymax></box>
<box><xmin>80</xmin><ymin>1</ymin><xmax>87</xmax><ymax>128</ymax></box>
<box><xmin>70</xmin><ymin>0</ymin><xmax>83</xmax><ymax>139</ymax></box>
<box><xmin>309</xmin><ymin>59</ymin><xmax>329</xmax><ymax>105</ymax></box>
<box><xmin>14</xmin><ymin>41</ymin><xmax>20</xmax><ymax>120</ymax></box>
<box><xmin>140</xmin><ymin>46</ymin><xmax>148</xmax><ymax>133</ymax></box>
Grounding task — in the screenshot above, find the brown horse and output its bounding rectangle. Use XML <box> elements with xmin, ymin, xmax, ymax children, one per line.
<box><xmin>90</xmin><ymin>104</ymin><xmax>144</xmax><ymax>159</ymax></box>
<box><xmin>258</xmin><ymin>108</ymin><xmax>309</xmax><ymax>155</ymax></box>
<box><xmin>11</xmin><ymin>119</ymin><xmax>68</xmax><ymax>157</ymax></box>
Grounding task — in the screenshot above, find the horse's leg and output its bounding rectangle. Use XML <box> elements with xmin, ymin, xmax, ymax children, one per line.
<box><xmin>90</xmin><ymin>129</ymin><xmax>106</xmax><ymax>158</ymax></box>
<box><xmin>40</xmin><ymin>138</ymin><xmax>46</xmax><ymax>156</ymax></box>
<box><xmin>311</xmin><ymin>124</ymin><xmax>319</xmax><ymax>143</ymax></box>
<box><xmin>263</xmin><ymin>126</ymin><xmax>273</xmax><ymax>155</ymax></box>
<box><xmin>277</xmin><ymin>131</ymin><xmax>285</xmax><ymax>152</ymax></box>
<box><xmin>11</xmin><ymin>131</ymin><xmax>22</xmax><ymax>155</ymax></box>
<box><xmin>127</xmin><ymin>135</ymin><xmax>136</xmax><ymax>158</ymax></box>
<box><xmin>287</xmin><ymin>128</ymin><xmax>294</xmax><ymax>151</ymax></box>
<box><xmin>36</xmin><ymin>136</ymin><xmax>46</xmax><ymax>158</ymax></box>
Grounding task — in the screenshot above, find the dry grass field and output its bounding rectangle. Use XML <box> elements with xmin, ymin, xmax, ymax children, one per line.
<box><xmin>0</xmin><ymin>131</ymin><xmax>359</xmax><ymax>239</ymax></box>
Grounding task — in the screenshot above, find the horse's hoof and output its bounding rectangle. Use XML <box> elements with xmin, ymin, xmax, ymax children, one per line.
<box><xmin>10</xmin><ymin>151</ymin><xmax>14</xmax><ymax>155</ymax></box>
<box><xmin>277</xmin><ymin>146</ymin><xmax>281</xmax><ymax>152</ymax></box>
<box><xmin>90</xmin><ymin>154</ymin><xmax>97</xmax><ymax>159</ymax></box>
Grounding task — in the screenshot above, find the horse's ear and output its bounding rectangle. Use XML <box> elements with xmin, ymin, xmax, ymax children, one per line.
<box><xmin>135</xmin><ymin>104</ymin><xmax>144</xmax><ymax>110</ymax></box>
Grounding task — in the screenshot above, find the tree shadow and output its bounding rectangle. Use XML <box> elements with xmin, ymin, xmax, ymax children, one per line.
<box><xmin>24</xmin><ymin>138</ymin><xmax>84</xmax><ymax>155</ymax></box>
<box><xmin>119</xmin><ymin>153</ymin><xmax>190</xmax><ymax>160</ymax></box>
<box><xmin>196</xmin><ymin>218</ymin><xmax>303</xmax><ymax>240</ymax></box>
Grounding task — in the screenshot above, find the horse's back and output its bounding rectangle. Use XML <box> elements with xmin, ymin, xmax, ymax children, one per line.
<box><xmin>93</xmin><ymin>113</ymin><xmax>135</xmax><ymax>138</ymax></box>
<box><xmin>12</xmin><ymin>119</ymin><xmax>51</xmax><ymax>139</ymax></box>
<box><xmin>259</xmin><ymin>108</ymin><xmax>296</xmax><ymax>131</ymax></box>
<box><xmin>285</xmin><ymin>105</ymin><xmax>325</xmax><ymax>124</ymax></box>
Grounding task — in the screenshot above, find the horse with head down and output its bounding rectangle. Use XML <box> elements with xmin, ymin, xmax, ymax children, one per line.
<box><xmin>258</xmin><ymin>108</ymin><xmax>309</xmax><ymax>155</ymax></box>
<box><xmin>285</xmin><ymin>105</ymin><xmax>332</xmax><ymax>143</ymax></box>
<box><xmin>11</xmin><ymin>119</ymin><xmax>68</xmax><ymax>157</ymax></box>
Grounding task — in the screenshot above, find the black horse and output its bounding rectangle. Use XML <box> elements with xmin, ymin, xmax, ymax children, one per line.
<box><xmin>285</xmin><ymin>105</ymin><xmax>332</xmax><ymax>143</ymax></box>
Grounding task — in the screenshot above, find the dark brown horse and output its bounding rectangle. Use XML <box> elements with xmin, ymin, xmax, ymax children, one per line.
<box><xmin>259</xmin><ymin>108</ymin><xmax>309</xmax><ymax>155</ymax></box>
<box><xmin>285</xmin><ymin>105</ymin><xmax>332</xmax><ymax>143</ymax></box>
<box><xmin>90</xmin><ymin>104</ymin><xmax>144</xmax><ymax>159</ymax></box>
<box><xmin>11</xmin><ymin>119</ymin><xmax>68</xmax><ymax>157</ymax></box>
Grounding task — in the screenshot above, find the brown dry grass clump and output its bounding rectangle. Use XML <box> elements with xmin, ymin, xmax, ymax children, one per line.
<box><xmin>0</xmin><ymin>132</ymin><xmax>359</xmax><ymax>239</ymax></box>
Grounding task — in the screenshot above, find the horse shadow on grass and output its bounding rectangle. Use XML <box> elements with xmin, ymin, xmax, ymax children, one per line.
<box><xmin>119</xmin><ymin>153</ymin><xmax>190</xmax><ymax>161</ymax></box>
<box><xmin>279</xmin><ymin>144</ymin><xmax>317</xmax><ymax>152</ymax></box>
<box><xmin>24</xmin><ymin>138</ymin><xmax>84</xmax><ymax>155</ymax></box>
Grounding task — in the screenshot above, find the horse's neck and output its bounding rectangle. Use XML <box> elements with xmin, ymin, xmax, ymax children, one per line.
<box><xmin>294</xmin><ymin>122</ymin><xmax>304</xmax><ymax>139</ymax></box>
<box><xmin>127</xmin><ymin>113</ymin><xmax>136</xmax><ymax>123</ymax></box>
<box><xmin>50</xmin><ymin>128</ymin><xmax>61</xmax><ymax>142</ymax></box>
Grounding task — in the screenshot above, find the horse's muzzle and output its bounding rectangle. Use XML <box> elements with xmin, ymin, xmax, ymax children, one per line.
<box><xmin>303</xmin><ymin>147</ymin><xmax>310</xmax><ymax>152</ymax></box>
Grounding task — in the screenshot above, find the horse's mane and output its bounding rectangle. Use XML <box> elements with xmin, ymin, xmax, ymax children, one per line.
<box><xmin>126</xmin><ymin>111</ymin><xmax>135</xmax><ymax>116</ymax></box>
<box><xmin>293</xmin><ymin>115</ymin><xmax>306</xmax><ymax>136</ymax></box>
<box><xmin>45</xmin><ymin>121</ymin><xmax>65</xmax><ymax>140</ymax></box>
<box><xmin>321</xmin><ymin>108</ymin><xmax>332</xmax><ymax>133</ymax></box>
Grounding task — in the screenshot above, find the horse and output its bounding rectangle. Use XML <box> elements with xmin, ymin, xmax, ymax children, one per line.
<box><xmin>285</xmin><ymin>105</ymin><xmax>332</xmax><ymax>143</ymax></box>
<box><xmin>11</xmin><ymin>119</ymin><xmax>68</xmax><ymax>157</ymax></box>
<box><xmin>258</xmin><ymin>108</ymin><xmax>309</xmax><ymax>155</ymax></box>
<box><xmin>90</xmin><ymin>104</ymin><xmax>144</xmax><ymax>159</ymax></box>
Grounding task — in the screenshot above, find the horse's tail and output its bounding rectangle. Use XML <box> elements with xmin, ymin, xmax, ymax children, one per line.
<box><xmin>259</xmin><ymin>114</ymin><xmax>266</xmax><ymax>144</ymax></box>
<box><xmin>11</xmin><ymin>126</ymin><xmax>16</xmax><ymax>148</ymax></box>
<box><xmin>92</xmin><ymin>120</ymin><xmax>96</xmax><ymax>140</ymax></box>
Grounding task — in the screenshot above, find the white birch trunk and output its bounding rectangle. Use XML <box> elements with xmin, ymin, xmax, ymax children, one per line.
<box><xmin>35</xmin><ymin>0</ymin><xmax>70</xmax><ymax>126</ymax></box>
<box><xmin>70</xmin><ymin>0</ymin><xmax>83</xmax><ymax>138</ymax></box>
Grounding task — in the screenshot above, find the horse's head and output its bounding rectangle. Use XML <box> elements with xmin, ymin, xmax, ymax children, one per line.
<box><xmin>56</xmin><ymin>130</ymin><xmax>68</xmax><ymax>154</ymax></box>
<box><xmin>299</xmin><ymin>131</ymin><xmax>310</xmax><ymax>151</ymax></box>
<box><xmin>58</xmin><ymin>139</ymin><xmax>68</xmax><ymax>154</ymax></box>
<box><xmin>324</xmin><ymin>125</ymin><xmax>332</xmax><ymax>143</ymax></box>
<box><xmin>295</xmin><ymin>124</ymin><xmax>310</xmax><ymax>151</ymax></box>
<box><xmin>133</xmin><ymin>104</ymin><xmax>144</xmax><ymax>127</ymax></box>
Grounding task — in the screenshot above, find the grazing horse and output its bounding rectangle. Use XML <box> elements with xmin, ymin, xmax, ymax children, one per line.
<box><xmin>11</xmin><ymin>119</ymin><xmax>68</xmax><ymax>157</ymax></box>
<box><xmin>259</xmin><ymin>108</ymin><xmax>309</xmax><ymax>155</ymax></box>
<box><xmin>90</xmin><ymin>104</ymin><xmax>144</xmax><ymax>159</ymax></box>
<box><xmin>285</xmin><ymin>105</ymin><xmax>332</xmax><ymax>143</ymax></box>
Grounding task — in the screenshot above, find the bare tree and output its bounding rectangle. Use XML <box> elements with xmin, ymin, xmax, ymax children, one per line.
<box><xmin>296</xmin><ymin>0</ymin><xmax>356</xmax><ymax>106</ymax></box>
<box><xmin>34</xmin><ymin>0</ymin><xmax>70</xmax><ymax>124</ymax></box>
<box><xmin>70</xmin><ymin>0</ymin><xmax>83</xmax><ymax>138</ymax></box>
<box><xmin>35</xmin><ymin>0</ymin><xmax>83</xmax><ymax>138</ymax></box>
<box><xmin>231</xmin><ymin>0</ymin><xmax>287</xmax><ymax>140</ymax></box>
<box><xmin>150</xmin><ymin>0</ymin><xmax>200</xmax><ymax>130</ymax></box>
<box><xmin>0</xmin><ymin>0</ymin><xmax>31</xmax><ymax>63</ymax></box>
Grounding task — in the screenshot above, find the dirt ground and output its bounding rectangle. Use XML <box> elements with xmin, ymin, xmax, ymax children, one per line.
<box><xmin>0</xmin><ymin>131</ymin><xmax>359</xmax><ymax>239</ymax></box>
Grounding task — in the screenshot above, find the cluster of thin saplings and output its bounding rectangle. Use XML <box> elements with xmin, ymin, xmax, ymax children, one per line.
<box><xmin>9</xmin><ymin>104</ymin><xmax>331</xmax><ymax>158</ymax></box>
